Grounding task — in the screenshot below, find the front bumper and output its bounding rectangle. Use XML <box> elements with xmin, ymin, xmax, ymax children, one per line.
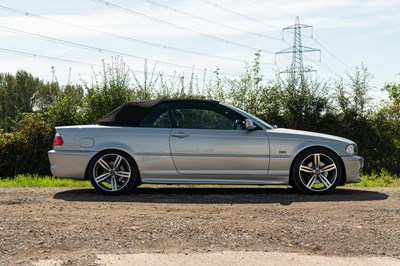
<box><xmin>48</xmin><ymin>150</ymin><xmax>96</xmax><ymax>180</ymax></box>
<box><xmin>341</xmin><ymin>155</ymin><xmax>364</xmax><ymax>183</ymax></box>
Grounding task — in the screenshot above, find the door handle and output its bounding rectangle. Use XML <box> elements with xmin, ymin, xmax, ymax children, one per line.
<box><xmin>171</xmin><ymin>132</ymin><xmax>190</xmax><ymax>138</ymax></box>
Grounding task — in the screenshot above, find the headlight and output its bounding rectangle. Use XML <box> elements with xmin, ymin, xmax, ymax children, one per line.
<box><xmin>345</xmin><ymin>144</ymin><xmax>358</xmax><ymax>155</ymax></box>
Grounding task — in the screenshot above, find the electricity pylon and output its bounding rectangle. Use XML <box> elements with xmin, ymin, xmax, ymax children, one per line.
<box><xmin>276</xmin><ymin>16</ymin><xmax>320</xmax><ymax>87</ymax></box>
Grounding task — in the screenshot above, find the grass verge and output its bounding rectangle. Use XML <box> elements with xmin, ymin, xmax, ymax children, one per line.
<box><xmin>0</xmin><ymin>174</ymin><xmax>91</xmax><ymax>187</ymax></box>
<box><xmin>346</xmin><ymin>170</ymin><xmax>400</xmax><ymax>187</ymax></box>
<box><xmin>0</xmin><ymin>171</ymin><xmax>399</xmax><ymax>188</ymax></box>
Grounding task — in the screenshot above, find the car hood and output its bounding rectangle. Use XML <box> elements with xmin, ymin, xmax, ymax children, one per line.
<box><xmin>267</xmin><ymin>128</ymin><xmax>354</xmax><ymax>144</ymax></box>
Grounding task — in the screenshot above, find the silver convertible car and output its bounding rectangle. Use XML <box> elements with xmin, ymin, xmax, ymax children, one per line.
<box><xmin>48</xmin><ymin>99</ymin><xmax>363</xmax><ymax>195</ymax></box>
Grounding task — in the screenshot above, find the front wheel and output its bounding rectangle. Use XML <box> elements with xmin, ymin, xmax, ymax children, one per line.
<box><xmin>88</xmin><ymin>150</ymin><xmax>139</xmax><ymax>195</ymax></box>
<box><xmin>292</xmin><ymin>148</ymin><xmax>342</xmax><ymax>195</ymax></box>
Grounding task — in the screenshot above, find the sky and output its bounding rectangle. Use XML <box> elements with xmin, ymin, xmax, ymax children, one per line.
<box><xmin>0</xmin><ymin>0</ymin><xmax>399</xmax><ymax>101</ymax></box>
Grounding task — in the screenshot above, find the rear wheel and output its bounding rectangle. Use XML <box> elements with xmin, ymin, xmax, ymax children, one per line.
<box><xmin>89</xmin><ymin>150</ymin><xmax>139</xmax><ymax>195</ymax></box>
<box><xmin>292</xmin><ymin>148</ymin><xmax>342</xmax><ymax>195</ymax></box>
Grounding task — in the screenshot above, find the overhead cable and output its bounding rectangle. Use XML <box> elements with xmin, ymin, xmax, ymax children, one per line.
<box><xmin>0</xmin><ymin>5</ymin><xmax>274</xmax><ymax>66</ymax></box>
<box><xmin>199</xmin><ymin>0</ymin><xmax>281</xmax><ymax>30</ymax></box>
<box><xmin>139</xmin><ymin>0</ymin><xmax>281</xmax><ymax>41</ymax></box>
<box><xmin>89</xmin><ymin>0</ymin><xmax>275</xmax><ymax>54</ymax></box>
<box><xmin>0</xmin><ymin>25</ymin><xmax>241</xmax><ymax>76</ymax></box>
<box><xmin>0</xmin><ymin>47</ymin><xmax>101</xmax><ymax>66</ymax></box>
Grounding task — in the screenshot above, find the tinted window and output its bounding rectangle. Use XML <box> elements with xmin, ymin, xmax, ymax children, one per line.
<box><xmin>171</xmin><ymin>102</ymin><xmax>245</xmax><ymax>130</ymax></box>
<box><xmin>139</xmin><ymin>104</ymin><xmax>172</xmax><ymax>128</ymax></box>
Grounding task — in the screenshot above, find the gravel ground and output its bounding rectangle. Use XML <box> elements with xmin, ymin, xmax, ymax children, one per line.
<box><xmin>0</xmin><ymin>187</ymin><xmax>399</xmax><ymax>265</ymax></box>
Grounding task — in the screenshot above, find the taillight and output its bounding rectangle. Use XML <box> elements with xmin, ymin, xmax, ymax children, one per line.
<box><xmin>53</xmin><ymin>132</ymin><xmax>64</xmax><ymax>146</ymax></box>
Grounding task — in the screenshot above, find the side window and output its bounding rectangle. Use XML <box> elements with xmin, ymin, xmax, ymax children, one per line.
<box><xmin>151</xmin><ymin>110</ymin><xmax>171</xmax><ymax>128</ymax></box>
<box><xmin>172</xmin><ymin>103</ymin><xmax>245</xmax><ymax>130</ymax></box>
<box><xmin>139</xmin><ymin>104</ymin><xmax>172</xmax><ymax>128</ymax></box>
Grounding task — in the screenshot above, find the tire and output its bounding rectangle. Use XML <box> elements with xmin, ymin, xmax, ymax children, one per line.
<box><xmin>88</xmin><ymin>150</ymin><xmax>139</xmax><ymax>195</ymax></box>
<box><xmin>292</xmin><ymin>148</ymin><xmax>342</xmax><ymax>195</ymax></box>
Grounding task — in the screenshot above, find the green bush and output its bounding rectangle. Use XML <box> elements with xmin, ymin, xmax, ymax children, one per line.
<box><xmin>0</xmin><ymin>112</ymin><xmax>54</xmax><ymax>177</ymax></box>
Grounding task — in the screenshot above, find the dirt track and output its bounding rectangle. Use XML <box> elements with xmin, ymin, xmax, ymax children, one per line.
<box><xmin>0</xmin><ymin>187</ymin><xmax>399</xmax><ymax>265</ymax></box>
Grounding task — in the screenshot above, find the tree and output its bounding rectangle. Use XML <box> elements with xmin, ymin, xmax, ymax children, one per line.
<box><xmin>132</xmin><ymin>60</ymin><xmax>159</xmax><ymax>100</ymax></box>
<box><xmin>49</xmin><ymin>84</ymin><xmax>85</xmax><ymax>126</ymax></box>
<box><xmin>346</xmin><ymin>64</ymin><xmax>373</xmax><ymax>118</ymax></box>
<box><xmin>227</xmin><ymin>51</ymin><xmax>267</xmax><ymax>116</ymax></box>
<box><xmin>370</xmin><ymin>81</ymin><xmax>400</xmax><ymax>174</ymax></box>
<box><xmin>34</xmin><ymin>81</ymin><xmax>61</xmax><ymax>112</ymax></box>
<box><xmin>0</xmin><ymin>70</ymin><xmax>52</xmax><ymax>131</ymax></box>
<box><xmin>277</xmin><ymin>72</ymin><xmax>330</xmax><ymax>132</ymax></box>
<box><xmin>84</xmin><ymin>57</ymin><xmax>133</xmax><ymax>123</ymax></box>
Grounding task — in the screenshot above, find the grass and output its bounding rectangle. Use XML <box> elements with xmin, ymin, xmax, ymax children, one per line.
<box><xmin>0</xmin><ymin>171</ymin><xmax>399</xmax><ymax>188</ymax></box>
<box><xmin>0</xmin><ymin>174</ymin><xmax>91</xmax><ymax>187</ymax></box>
<box><xmin>346</xmin><ymin>169</ymin><xmax>400</xmax><ymax>188</ymax></box>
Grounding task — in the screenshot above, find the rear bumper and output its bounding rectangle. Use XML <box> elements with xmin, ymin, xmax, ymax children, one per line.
<box><xmin>48</xmin><ymin>150</ymin><xmax>96</xmax><ymax>180</ymax></box>
<box><xmin>342</xmin><ymin>155</ymin><xmax>364</xmax><ymax>183</ymax></box>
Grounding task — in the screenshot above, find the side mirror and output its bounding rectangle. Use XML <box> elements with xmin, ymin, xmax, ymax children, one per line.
<box><xmin>245</xmin><ymin>119</ymin><xmax>257</xmax><ymax>130</ymax></box>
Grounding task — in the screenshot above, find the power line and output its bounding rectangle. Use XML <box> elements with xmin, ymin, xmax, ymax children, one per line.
<box><xmin>89</xmin><ymin>0</ymin><xmax>275</xmax><ymax>54</ymax></box>
<box><xmin>139</xmin><ymin>0</ymin><xmax>281</xmax><ymax>41</ymax></box>
<box><xmin>294</xmin><ymin>30</ymin><xmax>355</xmax><ymax>74</ymax></box>
<box><xmin>0</xmin><ymin>47</ymin><xmax>101</xmax><ymax>67</ymax></box>
<box><xmin>308</xmin><ymin>36</ymin><xmax>381</xmax><ymax>87</ymax></box>
<box><xmin>0</xmin><ymin>47</ymin><xmax>227</xmax><ymax>82</ymax></box>
<box><xmin>305</xmin><ymin>56</ymin><xmax>345</xmax><ymax>80</ymax></box>
<box><xmin>0</xmin><ymin>25</ymin><xmax>241</xmax><ymax>77</ymax></box>
<box><xmin>309</xmin><ymin>35</ymin><xmax>354</xmax><ymax>72</ymax></box>
<box><xmin>0</xmin><ymin>5</ymin><xmax>274</xmax><ymax>66</ymax></box>
<box><xmin>199</xmin><ymin>0</ymin><xmax>281</xmax><ymax>30</ymax></box>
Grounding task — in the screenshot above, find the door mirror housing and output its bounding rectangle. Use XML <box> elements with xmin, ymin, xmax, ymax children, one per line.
<box><xmin>245</xmin><ymin>119</ymin><xmax>257</xmax><ymax>130</ymax></box>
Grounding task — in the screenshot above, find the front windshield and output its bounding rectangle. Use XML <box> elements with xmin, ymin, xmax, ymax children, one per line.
<box><xmin>221</xmin><ymin>103</ymin><xmax>274</xmax><ymax>129</ymax></box>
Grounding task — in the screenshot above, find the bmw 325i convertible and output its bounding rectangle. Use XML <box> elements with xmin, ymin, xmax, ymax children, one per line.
<box><xmin>48</xmin><ymin>99</ymin><xmax>363</xmax><ymax>195</ymax></box>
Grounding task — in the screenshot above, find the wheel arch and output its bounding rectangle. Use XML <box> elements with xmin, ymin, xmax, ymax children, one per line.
<box><xmin>84</xmin><ymin>148</ymin><xmax>141</xmax><ymax>181</ymax></box>
<box><xmin>289</xmin><ymin>145</ymin><xmax>346</xmax><ymax>186</ymax></box>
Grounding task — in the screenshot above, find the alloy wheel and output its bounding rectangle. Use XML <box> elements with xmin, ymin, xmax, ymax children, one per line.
<box><xmin>298</xmin><ymin>153</ymin><xmax>338</xmax><ymax>192</ymax></box>
<box><xmin>92</xmin><ymin>153</ymin><xmax>132</xmax><ymax>192</ymax></box>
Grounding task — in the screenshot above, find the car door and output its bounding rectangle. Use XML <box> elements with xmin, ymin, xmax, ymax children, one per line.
<box><xmin>168</xmin><ymin>102</ymin><xmax>270</xmax><ymax>179</ymax></box>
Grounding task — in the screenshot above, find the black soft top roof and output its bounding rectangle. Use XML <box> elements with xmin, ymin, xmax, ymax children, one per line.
<box><xmin>96</xmin><ymin>98</ymin><xmax>219</xmax><ymax>127</ymax></box>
